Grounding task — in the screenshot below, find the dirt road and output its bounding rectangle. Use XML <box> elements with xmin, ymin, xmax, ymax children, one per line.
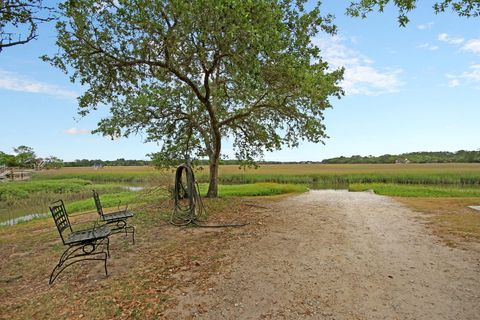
<box><xmin>169</xmin><ymin>190</ymin><xmax>480</xmax><ymax>319</ymax></box>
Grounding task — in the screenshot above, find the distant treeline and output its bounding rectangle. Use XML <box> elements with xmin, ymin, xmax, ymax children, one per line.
<box><xmin>64</xmin><ymin>159</ymin><xmax>152</xmax><ymax>167</ymax></box>
<box><xmin>322</xmin><ymin>150</ymin><xmax>480</xmax><ymax>164</ymax></box>
<box><xmin>64</xmin><ymin>158</ymin><xmax>318</xmax><ymax>167</ymax></box>
<box><xmin>63</xmin><ymin>150</ymin><xmax>480</xmax><ymax>167</ymax></box>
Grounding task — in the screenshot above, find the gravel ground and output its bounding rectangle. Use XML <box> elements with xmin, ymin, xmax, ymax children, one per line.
<box><xmin>168</xmin><ymin>190</ymin><xmax>480</xmax><ymax>319</ymax></box>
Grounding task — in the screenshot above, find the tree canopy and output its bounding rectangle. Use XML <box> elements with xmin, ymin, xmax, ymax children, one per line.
<box><xmin>0</xmin><ymin>0</ymin><xmax>55</xmax><ymax>52</ymax></box>
<box><xmin>322</xmin><ymin>150</ymin><xmax>480</xmax><ymax>164</ymax></box>
<box><xmin>46</xmin><ymin>0</ymin><xmax>344</xmax><ymax>197</ymax></box>
<box><xmin>0</xmin><ymin>145</ymin><xmax>36</xmax><ymax>168</ymax></box>
<box><xmin>347</xmin><ymin>0</ymin><xmax>480</xmax><ymax>26</ymax></box>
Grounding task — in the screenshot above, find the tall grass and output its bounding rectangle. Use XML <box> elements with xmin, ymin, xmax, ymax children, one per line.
<box><xmin>32</xmin><ymin>166</ymin><xmax>173</xmax><ymax>184</ymax></box>
<box><xmin>3</xmin><ymin>163</ymin><xmax>479</xmax><ymax>224</ymax></box>
<box><xmin>66</xmin><ymin>190</ymin><xmax>165</xmax><ymax>213</ymax></box>
<box><xmin>349</xmin><ymin>183</ymin><xmax>480</xmax><ymax>197</ymax></box>
<box><xmin>198</xmin><ymin>182</ymin><xmax>308</xmax><ymax>197</ymax></box>
<box><xmin>33</xmin><ymin>164</ymin><xmax>480</xmax><ymax>186</ymax></box>
<box><xmin>0</xmin><ymin>179</ymin><xmax>93</xmax><ymax>200</ymax></box>
<box><xmin>200</xmin><ymin>172</ymin><xmax>480</xmax><ymax>186</ymax></box>
<box><xmin>0</xmin><ymin>179</ymin><xmax>133</xmax><ymax>224</ymax></box>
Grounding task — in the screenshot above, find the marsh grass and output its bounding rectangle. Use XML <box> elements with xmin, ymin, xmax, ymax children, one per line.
<box><xmin>3</xmin><ymin>163</ymin><xmax>480</xmax><ymax>224</ymax></box>
<box><xmin>0</xmin><ymin>179</ymin><xmax>93</xmax><ymax>200</ymax></box>
<box><xmin>209</xmin><ymin>171</ymin><xmax>480</xmax><ymax>186</ymax></box>
<box><xmin>0</xmin><ymin>180</ymin><xmax>135</xmax><ymax>224</ymax></box>
<box><xmin>349</xmin><ymin>183</ymin><xmax>480</xmax><ymax>197</ymax></box>
<box><xmin>32</xmin><ymin>166</ymin><xmax>173</xmax><ymax>184</ymax></box>
<box><xmin>198</xmin><ymin>182</ymin><xmax>308</xmax><ymax>197</ymax></box>
<box><xmin>34</xmin><ymin>164</ymin><xmax>480</xmax><ymax>186</ymax></box>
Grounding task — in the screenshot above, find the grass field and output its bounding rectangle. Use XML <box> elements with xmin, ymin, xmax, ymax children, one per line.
<box><xmin>34</xmin><ymin>163</ymin><xmax>480</xmax><ymax>186</ymax></box>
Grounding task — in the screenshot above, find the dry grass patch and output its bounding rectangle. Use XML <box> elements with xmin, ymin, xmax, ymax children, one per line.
<box><xmin>396</xmin><ymin>197</ymin><xmax>480</xmax><ymax>245</ymax></box>
<box><xmin>0</xmin><ymin>197</ymin><xmax>274</xmax><ymax>320</ymax></box>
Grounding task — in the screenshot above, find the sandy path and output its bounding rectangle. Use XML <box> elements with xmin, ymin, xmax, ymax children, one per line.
<box><xmin>170</xmin><ymin>190</ymin><xmax>480</xmax><ymax>319</ymax></box>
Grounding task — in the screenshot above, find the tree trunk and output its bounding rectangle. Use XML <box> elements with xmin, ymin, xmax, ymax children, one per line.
<box><xmin>206</xmin><ymin>152</ymin><xmax>219</xmax><ymax>198</ymax></box>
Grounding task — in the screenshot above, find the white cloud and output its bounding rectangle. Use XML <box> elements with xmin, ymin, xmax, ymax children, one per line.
<box><xmin>445</xmin><ymin>124</ymin><xmax>457</xmax><ymax>130</ymax></box>
<box><xmin>0</xmin><ymin>69</ymin><xmax>77</xmax><ymax>99</ymax></box>
<box><xmin>418</xmin><ymin>22</ymin><xmax>434</xmax><ymax>30</ymax></box>
<box><xmin>418</xmin><ymin>43</ymin><xmax>439</xmax><ymax>51</ymax></box>
<box><xmin>438</xmin><ymin>33</ymin><xmax>464</xmax><ymax>45</ymax></box>
<box><xmin>438</xmin><ymin>33</ymin><xmax>480</xmax><ymax>55</ymax></box>
<box><xmin>446</xmin><ymin>64</ymin><xmax>480</xmax><ymax>89</ymax></box>
<box><xmin>448</xmin><ymin>79</ymin><xmax>460</xmax><ymax>88</ymax></box>
<box><xmin>462</xmin><ymin>39</ymin><xmax>480</xmax><ymax>55</ymax></box>
<box><xmin>314</xmin><ymin>36</ymin><xmax>403</xmax><ymax>96</ymax></box>
<box><xmin>65</xmin><ymin>128</ymin><xmax>90</xmax><ymax>135</ymax></box>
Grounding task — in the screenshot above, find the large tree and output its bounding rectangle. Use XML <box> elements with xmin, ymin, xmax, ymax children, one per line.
<box><xmin>347</xmin><ymin>0</ymin><xmax>480</xmax><ymax>26</ymax></box>
<box><xmin>46</xmin><ymin>0</ymin><xmax>343</xmax><ymax>197</ymax></box>
<box><xmin>0</xmin><ymin>0</ymin><xmax>55</xmax><ymax>52</ymax></box>
<box><xmin>13</xmin><ymin>145</ymin><xmax>36</xmax><ymax>168</ymax></box>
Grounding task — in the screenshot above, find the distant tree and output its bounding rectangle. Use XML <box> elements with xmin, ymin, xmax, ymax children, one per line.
<box><xmin>44</xmin><ymin>156</ymin><xmax>64</xmax><ymax>169</ymax></box>
<box><xmin>322</xmin><ymin>150</ymin><xmax>480</xmax><ymax>164</ymax></box>
<box><xmin>0</xmin><ymin>0</ymin><xmax>56</xmax><ymax>52</ymax></box>
<box><xmin>46</xmin><ymin>0</ymin><xmax>344</xmax><ymax>197</ymax></box>
<box><xmin>0</xmin><ymin>151</ymin><xmax>17</xmax><ymax>167</ymax></box>
<box><xmin>13</xmin><ymin>145</ymin><xmax>36</xmax><ymax>168</ymax></box>
<box><xmin>346</xmin><ymin>0</ymin><xmax>480</xmax><ymax>26</ymax></box>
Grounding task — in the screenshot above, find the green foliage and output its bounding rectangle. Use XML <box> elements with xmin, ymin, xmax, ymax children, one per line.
<box><xmin>0</xmin><ymin>179</ymin><xmax>92</xmax><ymax>200</ymax></box>
<box><xmin>198</xmin><ymin>182</ymin><xmax>308</xmax><ymax>197</ymax></box>
<box><xmin>0</xmin><ymin>146</ymin><xmax>65</xmax><ymax>169</ymax></box>
<box><xmin>45</xmin><ymin>0</ymin><xmax>344</xmax><ymax>196</ymax></box>
<box><xmin>349</xmin><ymin>183</ymin><xmax>480</xmax><ymax>197</ymax></box>
<box><xmin>66</xmin><ymin>191</ymin><xmax>147</xmax><ymax>213</ymax></box>
<box><xmin>64</xmin><ymin>158</ymin><xmax>151</xmax><ymax>167</ymax></box>
<box><xmin>0</xmin><ymin>146</ymin><xmax>36</xmax><ymax>168</ymax></box>
<box><xmin>44</xmin><ymin>156</ymin><xmax>64</xmax><ymax>169</ymax></box>
<box><xmin>13</xmin><ymin>145</ymin><xmax>36</xmax><ymax>168</ymax></box>
<box><xmin>0</xmin><ymin>151</ymin><xmax>17</xmax><ymax>167</ymax></box>
<box><xmin>322</xmin><ymin>150</ymin><xmax>480</xmax><ymax>164</ymax></box>
<box><xmin>346</xmin><ymin>0</ymin><xmax>480</xmax><ymax>26</ymax></box>
<box><xmin>0</xmin><ymin>0</ymin><xmax>55</xmax><ymax>52</ymax></box>
<box><xmin>0</xmin><ymin>176</ymin><xmax>147</xmax><ymax>223</ymax></box>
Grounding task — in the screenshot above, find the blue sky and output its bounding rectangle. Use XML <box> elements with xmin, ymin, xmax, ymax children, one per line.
<box><xmin>0</xmin><ymin>1</ymin><xmax>479</xmax><ymax>161</ymax></box>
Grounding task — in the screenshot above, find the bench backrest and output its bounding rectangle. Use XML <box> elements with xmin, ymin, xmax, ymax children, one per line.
<box><xmin>92</xmin><ymin>190</ymin><xmax>104</xmax><ymax>217</ymax></box>
<box><xmin>49</xmin><ymin>200</ymin><xmax>72</xmax><ymax>245</ymax></box>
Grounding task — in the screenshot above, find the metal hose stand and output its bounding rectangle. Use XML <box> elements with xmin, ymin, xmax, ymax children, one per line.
<box><xmin>170</xmin><ymin>163</ymin><xmax>203</xmax><ymax>226</ymax></box>
<box><xmin>170</xmin><ymin>163</ymin><xmax>247</xmax><ymax>228</ymax></box>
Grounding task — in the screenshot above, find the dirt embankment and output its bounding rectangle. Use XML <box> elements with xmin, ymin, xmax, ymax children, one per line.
<box><xmin>168</xmin><ymin>190</ymin><xmax>480</xmax><ymax>319</ymax></box>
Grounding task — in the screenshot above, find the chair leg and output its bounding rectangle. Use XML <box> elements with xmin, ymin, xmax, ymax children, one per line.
<box><xmin>49</xmin><ymin>241</ymin><xmax>109</xmax><ymax>285</ymax></box>
<box><xmin>103</xmin><ymin>251</ymin><xmax>108</xmax><ymax>276</ymax></box>
<box><xmin>109</xmin><ymin>220</ymin><xmax>135</xmax><ymax>244</ymax></box>
<box><xmin>105</xmin><ymin>237</ymin><xmax>110</xmax><ymax>258</ymax></box>
<box><xmin>127</xmin><ymin>225</ymin><xmax>135</xmax><ymax>244</ymax></box>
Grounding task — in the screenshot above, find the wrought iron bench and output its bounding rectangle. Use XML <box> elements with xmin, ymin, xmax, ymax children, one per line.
<box><xmin>92</xmin><ymin>190</ymin><xmax>135</xmax><ymax>244</ymax></box>
<box><xmin>49</xmin><ymin>200</ymin><xmax>110</xmax><ymax>284</ymax></box>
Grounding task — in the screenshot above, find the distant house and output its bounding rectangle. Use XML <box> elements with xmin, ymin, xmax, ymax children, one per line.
<box><xmin>35</xmin><ymin>158</ymin><xmax>46</xmax><ymax>170</ymax></box>
<box><xmin>395</xmin><ymin>158</ymin><xmax>410</xmax><ymax>164</ymax></box>
<box><xmin>93</xmin><ymin>163</ymin><xmax>104</xmax><ymax>170</ymax></box>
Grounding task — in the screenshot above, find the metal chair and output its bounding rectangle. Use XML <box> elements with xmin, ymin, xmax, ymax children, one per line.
<box><xmin>49</xmin><ymin>200</ymin><xmax>110</xmax><ymax>284</ymax></box>
<box><xmin>92</xmin><ymin>190</ymin><xmax>135</xmax><ymax>244</ymax></box>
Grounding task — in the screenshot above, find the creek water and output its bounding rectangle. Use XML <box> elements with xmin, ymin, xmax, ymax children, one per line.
<box><xmin>0</xmin><ymin>213</ymin><xmax>50</xmax><ymax>226</ymax></box>
<box><xmin>0</xmin><ymin>185</ymin><xmax>147</xmax><ymax>227</ymax></box>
